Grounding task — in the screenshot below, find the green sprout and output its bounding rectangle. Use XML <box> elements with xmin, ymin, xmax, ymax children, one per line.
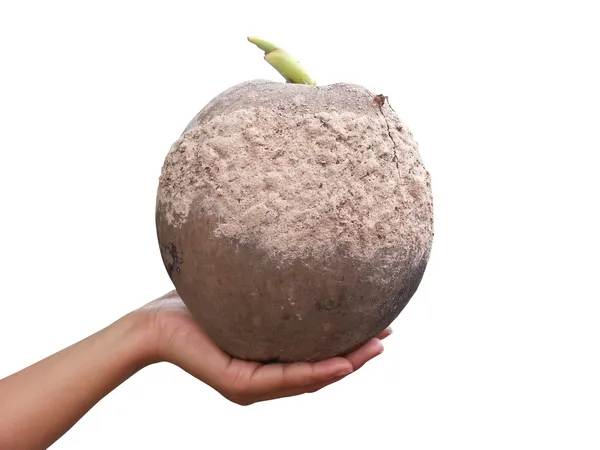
<box><xmin>248</xmin><ymin>37</ymin><xmax>316</xmax><ymax>86</ymax></box>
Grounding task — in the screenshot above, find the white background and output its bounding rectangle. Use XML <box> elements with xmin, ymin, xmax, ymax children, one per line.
<box><xmin>1</xmin><ymin>1</ymin><xmax>599</xmax><ymax>448</ymax></box>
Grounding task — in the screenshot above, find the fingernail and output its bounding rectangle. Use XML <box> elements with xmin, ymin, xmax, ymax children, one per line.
<box><xmin>381</xmin><ymin>328</ymin><xmax>392</xmax><ymax>338</ymax></box>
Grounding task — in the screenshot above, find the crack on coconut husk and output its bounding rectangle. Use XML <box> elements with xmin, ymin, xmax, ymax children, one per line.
<box><xmin>157</xmin><ymin>89</ymin><xmax>433</xmax><ymax>284</ymax></box>
<box><xmin>371</xmin><ymin>93</ymin><xmax>401</xmax><ymax>171</ymax></box>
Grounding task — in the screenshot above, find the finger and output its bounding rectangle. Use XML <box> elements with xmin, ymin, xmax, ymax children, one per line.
<box><xmin>274</xmin><ymin>336</ymin><xmax>388</xmax><ymax>397</ymax></box>
<box><xmin>252</xmin><ymin>373</ymin><xmax>349</xmax><ymax>403</ymax></box>
<box><xmin>230</xmin><ymin>339</ymin><xmax>385</xmax><ymax>405</ymax></box>
<box><xmin>248</xmin><ymin>357</ymin><xmax>353</xmax><ymax>394</ymax></box>
<box><xmin>303</xmin><ymin>373</ymin><xmax>349</xmax><ymax>394</ymax></box>
<box><xmin>344</xmin><ymin>338</ymin><xmax>384</xmax><ymax>371</ymax></box>
<box><xmin>377</xmin><ymin>327</ymin><xmax>393</xmax><ymax>340</ymax></box>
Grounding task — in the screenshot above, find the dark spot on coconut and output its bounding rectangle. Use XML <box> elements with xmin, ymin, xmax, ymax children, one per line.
<box><xmin>160</xmin><ymin>239</ymin><xmax>183</xmax><ymax>277</ymax></box>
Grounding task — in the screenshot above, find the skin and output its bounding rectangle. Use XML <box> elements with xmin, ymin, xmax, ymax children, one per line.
<box><xmin>0</xmin><ymin>290</ymin><xmax>390</xmax><ymax>450</ymax></box>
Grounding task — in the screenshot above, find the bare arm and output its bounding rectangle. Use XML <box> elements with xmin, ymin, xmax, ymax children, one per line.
<box><xmin>0</xmin><ymin>291</ymin><xmax>389</xmax><ymax>450</ymax></box>
<box><xmin>0</xmin><ymin>313</ymin><xmax>153</xmax><ymax>450</ymax></box>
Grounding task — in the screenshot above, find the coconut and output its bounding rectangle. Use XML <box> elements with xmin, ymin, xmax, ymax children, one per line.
<box><xmin>155</xmin><ymin>79</ymin><xmax>433</xmax><ymax>362</ymax></box>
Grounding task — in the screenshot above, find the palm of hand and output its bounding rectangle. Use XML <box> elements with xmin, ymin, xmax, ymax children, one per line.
<box><xmin>139</xmin><ymin>290</ymin><xmax>390</xmax><ymax>405</ymax></box>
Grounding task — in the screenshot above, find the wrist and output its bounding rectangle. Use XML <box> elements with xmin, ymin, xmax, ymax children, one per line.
<box><xmin>112</xmin><ymin>311</ymin><xmax>162</xmax><ymax>370</ymax></box>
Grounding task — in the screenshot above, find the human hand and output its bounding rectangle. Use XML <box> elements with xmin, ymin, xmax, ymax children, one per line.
<box><xmin>137</xmin><ymin>290</ymin><xmax>391</xmax><ymax>406</ymax></box>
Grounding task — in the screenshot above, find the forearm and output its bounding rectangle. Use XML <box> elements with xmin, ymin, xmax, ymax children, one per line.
<box><xmin>0</xmin><ymin>313</ymin><xmax>156</xmax><ymax>450</ymax></box>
